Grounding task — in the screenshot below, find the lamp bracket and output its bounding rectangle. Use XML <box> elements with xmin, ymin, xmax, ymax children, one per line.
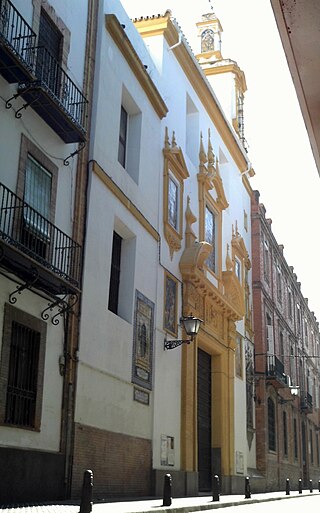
<box><xmin>164</xmin><ymin>338</ymin><xmax>192</xmax><ymax>350</ymax></box>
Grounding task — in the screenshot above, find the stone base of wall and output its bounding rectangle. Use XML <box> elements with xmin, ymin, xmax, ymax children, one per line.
<box><xmin>0</xmin><ymin>447</ymin><xmax>65</xmax><ymax>505</ymax></box>
<box><xmin>152</xmin><ymin>470</ymin><xmax>198</xmax><ymax>497</ymax></box>
<box><xmin>71</xmin><ymin>423</ymin><xmax>152</xmax><ymax>500</ymax></box>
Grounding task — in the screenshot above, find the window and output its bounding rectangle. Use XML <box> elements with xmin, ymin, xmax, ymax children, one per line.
<box><xmin>235</xmin><ymin>334</ymin><xmax>243</xmax><ymax>378</ymax></box>
<box><xmin>293</xmin><ymin>418</ymin><xmax>298</xmax><ymax>459</ymax></box>
<box><xmin>205</xmin><ymin>205</ymin><xmax>216</xmax><ymax>273</ymax></box>
<box><xmin>22</xmin><ymin>155</ymin><xmax>52</xmax><ymax>258</ymax></box>
<box><xmin>276</xmin><ymin>265</ymin><xmax>282</xmax><ymax>303</ymax></box>
<box><xmin>266</xmin><ymin>314</ymin><xmax>274</xmax><ymax>354</ymax></box>
<box><xmin>268</xmin><ymin>397</ymin><xmax>276</xmax><ymax>451</ymax></box>
<box><xmin>310</xmin><ymin>429</ymin><xmax>314</xmax><ymax>464</ymax></box>
<box><xmin>168</xmin><ymin>174</ymin><xmax>179</xmax><ymax>231</ymax></box>
<box><xmin>38</xmin><ymin>9</ymin><xmax>62</xmax><ymax>62</ymax></box>
<box><xmin>288</xmin><ymin>288</ymin><xmax>292</xmax><ymax>319</ymax></box>
<box><xmin>108</xmin><ymin>231</ymin><xmax>122</xmax><ymax>315</ymax></box>
<box><xmin>283</xmin><ymin>411</ymin><xmax>288</xmax><ymax>457</ymax></box>
<box><xmin>235</xmin><ymin>257</ymin><xmax>241</xmax><ymax>281</ymax></box>
<box><xmin>279</xmin><ymin>330</ymin><xmax>284</xmax><ymax>362</ymax></box>
<box><xmin>0</xmin><ymin>304</ymin><xmax>46</xmax><ymax>430</ymax></box>
<box><xmin>107</xmin><ymin>221</ymin><xmax>136</xmax><ymax>322</ymax></box>
<box><xmin>118</xmin><ymin>87</ymin><xmax>142</xmax><ymax>183</ymax></box>
<box><xmin>118</xmin><ymin>106</ymin><xmax>128</xmax><ymax>168</ymax></box>
<box><xmin>263</xmin><ymin>239</ymin><xmax>270</xmax><ymax>282</ymax></box>
<box><xmin>17</xmin><ymin>135</ymin><xmax>58</xmax><ymax>258</ymax></box>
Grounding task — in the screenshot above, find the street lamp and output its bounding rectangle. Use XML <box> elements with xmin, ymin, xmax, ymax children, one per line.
<box><xmin>164</xmin><ymin>315</ymin><xmax>203</xmax><ymax>350</ymax></box>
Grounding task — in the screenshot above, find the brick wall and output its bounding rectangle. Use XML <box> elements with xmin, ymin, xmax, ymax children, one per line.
<box><xmin>71</xmin><ymin>423</ymin><xmax>152</xmax><ymax>499</ymax></box>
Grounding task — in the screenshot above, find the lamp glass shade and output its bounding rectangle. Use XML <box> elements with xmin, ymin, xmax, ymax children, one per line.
<box><xmin>181</xmin><ymin>316</ymin><xmax>202</xmax><ymax>337</ymax></box>
<box><xmin>290</xmin><ymin>385</ymin><xmax>299</xmax><ymax>396</ymax></box>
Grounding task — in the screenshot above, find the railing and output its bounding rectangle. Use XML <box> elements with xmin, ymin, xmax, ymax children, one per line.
<box><xmin>0</xmin><ymin>0</ymin><xmax>36</xmax><ymax>69</ymax></box>
<box><xmin>33</xmin><ymin>46</ymin><xmax>87</xmax><ymax>131</ymax></box>
<box><xmin>266</xmin><ymin>355</ymin><xmax>286</xmax><ymax>385</ymax></box>
<box><xmin>300</xmin><ymin>391</ymin><xmax>313</xmax><ymax>412</ymax></box>
<box><xmin>0</xmin><ymin>182</ymin><xmax>81</xmax><ymax>288</ymax></box>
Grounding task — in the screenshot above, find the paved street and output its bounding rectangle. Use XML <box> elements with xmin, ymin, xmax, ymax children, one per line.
<box><xmin>1</xmin><ymin>491</ymin><xmax>320</xmax><ymax>513</ymax></box>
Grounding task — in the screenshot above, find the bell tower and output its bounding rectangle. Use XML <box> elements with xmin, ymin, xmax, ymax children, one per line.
<box><xmin>196</xmin><ymin>12</ymin><xmax>248</xmax><ymax>151</ymax></box>
<box><xmin>197</xmin><ymin>13</ymin><xmax>222</xmax><ymax>60</ymax></box>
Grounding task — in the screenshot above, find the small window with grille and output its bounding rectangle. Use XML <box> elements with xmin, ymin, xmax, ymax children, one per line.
<box><xmin>0</xmin><ymin>304</ymin><xmax>46</xmax><ymax>430</ymax></box>
<box><xmin>5</xmin><ymin>322</ymin><xmax>40</xmax><ymax>428</ymax></box>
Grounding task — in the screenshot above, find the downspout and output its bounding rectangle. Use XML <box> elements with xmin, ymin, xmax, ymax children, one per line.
<box><xmin>64</xmin><ymin>0</ymin><xmax>100</xmax><ymax>498</ymax></box>
<box><xmin>168</xmin><ymin>32</ymin><xmax>182</xmax><ymax>51</ymax></box>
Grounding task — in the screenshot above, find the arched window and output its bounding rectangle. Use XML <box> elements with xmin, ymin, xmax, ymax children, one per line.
<box><xmin>268</xmin><ymin>397</ymin><xmax>276</xmax><ymax>451</ymax></box>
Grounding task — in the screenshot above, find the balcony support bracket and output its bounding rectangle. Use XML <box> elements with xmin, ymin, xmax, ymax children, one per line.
<box><xmin>41</xmin><ymin>292</ymin><xmax>79</xmax><ymax>326</ymax></box>
<box><xmin>5</xmin><ymin>84</ymin><xmax>40</xmax><ymax>119</ymax></box>
<box><xmin>9</xmin><ymin>267</ymin><xmax>39</xmax><ymax>305</ymax></box>
<box><xmin>64</xmin><ymin>141</ymin><xmax>86</xmax><ymax>167</ymax></box>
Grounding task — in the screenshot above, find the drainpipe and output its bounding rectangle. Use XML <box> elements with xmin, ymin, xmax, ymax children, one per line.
<box><xmin>168</xmin><ymin>32</ymin><xmax>182</xmax><ymax>51</ymax></box>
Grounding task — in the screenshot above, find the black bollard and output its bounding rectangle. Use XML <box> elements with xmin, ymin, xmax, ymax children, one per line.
<box><xmin>212</xmin><ymin>474</ymin><xmax>220</xmax><ymax>502</ymax></box>
<box><xmin>285</xmin><ymin>478</ymin><xmax>290</xmax><ymax>496</ymax></box>
<box><xmin>318</xmin><ymin>480</ymin><xmax>320</xmax><ymax>492</ymax></box>
<box><xmin>163</xmin><ymin>473</ymin><xmax>172</xmax><ymax>507</ymax></box>
<box><xmin>244</xmin><ymin>476</ymin><xmax>251</xmax><ymax>499</ymax></box>
<box><xmin>309</xmin><ymin>479</ymin><xmax>313</xmax><ymax>493</ymax></box>
<box><xmin>298</xmin><ymin>478</ymin><xmax>302</xmax><ymax>494</ymax></box>
<box><xmin>79</xmin><ymin>469</ymin><xmax>93</xmax><ymax>513</ymax></box>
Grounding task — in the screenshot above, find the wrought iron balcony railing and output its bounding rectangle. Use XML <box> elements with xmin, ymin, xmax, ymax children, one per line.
<box><xmin>300</xmin><ymin>391</ymin><xmax>313</xmax><ymax>413</ymax></box>
<box><xmin>0</xmin><ymin>0</ymin><xmax>36</xmax><ymax>82</ymax></box>
<box><xmin>266</xmin><ymin>355</ymin><xmax>287</xmax><ymax>387</ymax></box>
<box><xmin>0</xmin><ymin>182</ymin><xmax>82</xmax><ymax>290</ymax></box>
<box><xmin>17</xmin><ymin>45</ymin><xmax>88</xmax><ymax>143</ymax></box>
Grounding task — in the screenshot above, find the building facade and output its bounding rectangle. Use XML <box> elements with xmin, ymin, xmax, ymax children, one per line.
<box><xmin>72</xmin><ymin>2</ymin><xmax>256</xmax><ymax>499</ymax></box>
<box><xmin>0</xmin><ymin>0</ymin><xmax>94</xmax><ymax>503</ymax></box>
<box><xmin>252</xmin><ymin>190</ymin><xmax>320</xmax><ymax>491</ymax></box>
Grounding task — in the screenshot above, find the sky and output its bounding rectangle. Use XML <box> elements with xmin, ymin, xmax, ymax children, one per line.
<box><xmin>121</xmin><ymin>0</ymin><xmax>320</xmax><ymax>321</ymax></box>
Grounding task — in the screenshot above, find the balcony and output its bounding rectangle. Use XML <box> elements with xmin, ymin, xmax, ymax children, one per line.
<box><xmin>0</xmin><ymin>0</ymin><xmax>36</xmax><ymax>83</ymax></box>
<box><xmin>266</xmin><ymin>355</ymin><xmax>287</xmax><ymax>389</ymax></box>
<box><xmin>0</xmin><ymin>1</ymin><xmax>88</xmax><ymax>144</ymax></box>
<box><xmin>300</xmin><ymin>391</ymin><xmax>313</xmax><ymax>414</ymax></box>
<box><xmin>0</xmin><ymin>182</ymin><xmax>82</xmax><ymax>295</ymax></box>
<box><xmin>18</xmin><ymin>46</ymin><xmax>87</xmax><ymax>143</ymax></box>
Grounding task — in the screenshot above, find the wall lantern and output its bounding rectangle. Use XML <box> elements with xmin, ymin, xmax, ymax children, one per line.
<box><xmin>278</xmin><ymin>385</ymin><xmax>300</xmax><ymax>404</ymax></box>
<box><xmin>164</xmin><ymin>315</ymin><xmax>203</xmax><ymax>350</ymax></box>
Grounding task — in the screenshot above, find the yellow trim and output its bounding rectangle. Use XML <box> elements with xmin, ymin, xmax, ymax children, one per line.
<box><xmin>105</xmin><ymin>14</ymin><xmax>168</xmax><ymax>120</ymax></box>
<box><xmin>93</xmin><ymin>161</ymin><xmax>160</xmax><ymax>242</ymax></box>
<box><xmin>134</xmin><ymin>15</ymin><xmax>249</xmax><ymax>172</ymax></box>
<box><xmin>163</xmin><ymin>128</ymin><xmax>189</xmax><ymax>259</ymax></box>
<box><xmin>201</xmin><ymin>63</ymin><xmax>247</xmax><ymax>93</ymax></box>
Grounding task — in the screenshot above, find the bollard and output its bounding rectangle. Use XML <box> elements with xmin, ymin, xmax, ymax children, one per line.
<box><xmin>212</xmin><ymin>474</ymin><xmax>220</xmax><ymax>502</ymax></box>
<box><xmin>79</xmin><ymin>469</ymin><xmax>93</xmax><ymax>513</ymax></box>
<box><xmin>318</xmin><ymin>480</ymin><xmax>320</xmax><ymax>492</ymax></box>
<box><xmin>163</xmin><ymin>473</ymin><xmax>172</xmax><ymax>507</ymax></box>
<box><xmin>285</xmin><ymin>478</ymin><xmax>290</xmax><ymax>496</ymax></box>
<box><xmin>298</xmin><ymin>478</ymin><xmax>302</xmax><ymax>494</ymax></box>
<box><xmin>244</xmin><ymin>476</ymin><xmax>251</xmax><ymax>499</ymax></box>
<box><xmin>309</xmin><ymin>479</ymin><xmax>313</xmax><ymax>493</ymax></box>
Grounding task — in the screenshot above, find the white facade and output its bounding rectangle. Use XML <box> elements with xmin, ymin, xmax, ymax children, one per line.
<box><xmin>74</xmin><ymin>0</ymin><xmax>255</xmax><ymax>498</ymax></box>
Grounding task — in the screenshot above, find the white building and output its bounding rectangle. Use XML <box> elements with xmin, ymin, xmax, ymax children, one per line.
<box><xmin>73</xmin><ymin>1</ymin><xmax>256</xmax><ymax>498</ymax></box>
<box><xmin>0</xmin><ymin>0</ymin><xmax>93</xmax><ymax>503</ymax></box>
